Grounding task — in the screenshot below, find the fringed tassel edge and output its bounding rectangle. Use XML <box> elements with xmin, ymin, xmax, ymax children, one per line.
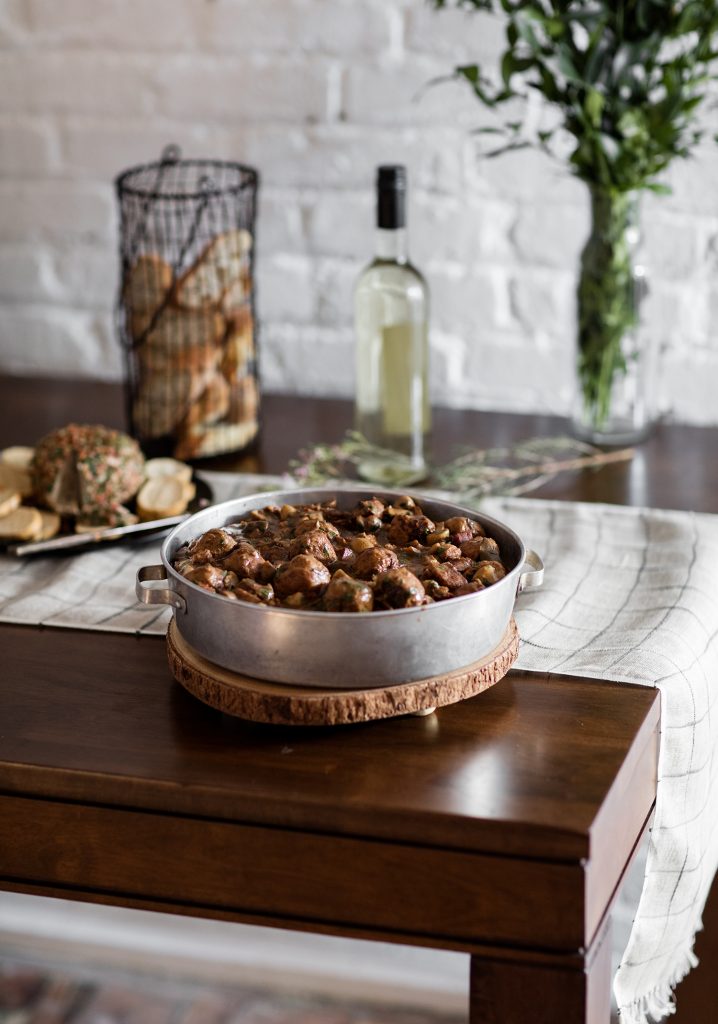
<box><xmin>617</xmin><ymin>947</ymin><xmax>699</xmax><ymax>1024</ymax></box>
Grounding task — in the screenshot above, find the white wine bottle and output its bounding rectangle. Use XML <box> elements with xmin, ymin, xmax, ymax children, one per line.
<box><xmin>354</xmin><ymin>165</ymin><xmax>430</xmax><ymax>485</ymax></box>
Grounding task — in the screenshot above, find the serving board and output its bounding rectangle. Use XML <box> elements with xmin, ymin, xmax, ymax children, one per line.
<box><xmin>166</xmin><ymin>617</ymin><xmax>519</xmax><ymax>726</ymax></box>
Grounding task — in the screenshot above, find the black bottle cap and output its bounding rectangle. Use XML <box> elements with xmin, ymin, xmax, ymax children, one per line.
<box><xmin>376</xmin><ymin>164</ymin><xmax>406</xmax><ymax>229</ymax></box>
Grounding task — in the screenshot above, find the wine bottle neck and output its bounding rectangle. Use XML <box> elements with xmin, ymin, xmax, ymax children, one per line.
<box><xmin>375</xmin><ymin>227</ymin><xmax>408</xmax><ymax>264</ymax></box>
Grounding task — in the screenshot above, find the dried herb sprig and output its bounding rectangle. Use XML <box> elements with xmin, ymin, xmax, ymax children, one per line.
<box><xmin>289</xmin><ymin>433</ymin><xmax>426</xmax><ymax>488</ymax></box>
<box><xmin>288</xmin><ymin>431</ymin><xmax>633</xmax><ymax>500</ymax></box>
<box><xmin>432</xmin><ymin>435</ymin><xmax>634</xmax><ymax>499</ymax></box>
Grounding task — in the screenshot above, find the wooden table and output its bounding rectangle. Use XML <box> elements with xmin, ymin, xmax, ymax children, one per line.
<box><xmin>1</xmin><ymin>377</ymin><xmax>715</xmax><ymax>1023</ymax></box>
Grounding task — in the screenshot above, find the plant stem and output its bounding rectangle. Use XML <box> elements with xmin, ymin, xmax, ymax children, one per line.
<box><xmin>577</xmin><ymin>187</ymin><xmax>638</xmax><ymax>431</ymax></box>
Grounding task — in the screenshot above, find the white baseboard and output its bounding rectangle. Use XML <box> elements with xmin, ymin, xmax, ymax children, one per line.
<box><xmin>0</xmin><ymin>892</ymin><xmax>468</xmax><ymax>1015</ymax></box>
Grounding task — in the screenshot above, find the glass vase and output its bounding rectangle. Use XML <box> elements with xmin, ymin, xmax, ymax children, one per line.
<box><xmin>572</xmin><ymin>186</ymin><xmax>653</xmax><ymax>446</ymax></box>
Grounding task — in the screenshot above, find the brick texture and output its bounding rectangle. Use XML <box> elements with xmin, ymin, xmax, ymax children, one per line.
<box><xmin>0</xmin><ymin>0</ymin><xmax>714</xmax><ymax>424</ymax></box>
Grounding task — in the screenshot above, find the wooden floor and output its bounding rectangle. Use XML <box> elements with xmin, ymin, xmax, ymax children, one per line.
<box><xmin>0</xmin><ymin>958</ymin><xmax>465</xmax><ymax>1024</ymax></box>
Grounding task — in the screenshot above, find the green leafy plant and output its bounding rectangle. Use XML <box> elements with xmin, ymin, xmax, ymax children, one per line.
<box><xmin>431</xmin><ymin>0</ymin><xmax>718</xmax><ymax>431</ymax></box>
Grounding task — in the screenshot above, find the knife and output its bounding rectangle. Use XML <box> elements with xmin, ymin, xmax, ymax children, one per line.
<box><xmin>8</xmin><ymin>513</ymin><xmax>191</xmax><ymax>557</ymax></box>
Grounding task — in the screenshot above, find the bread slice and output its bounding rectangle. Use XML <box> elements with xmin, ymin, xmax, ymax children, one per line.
<box><xmin>1</xmin><ymin>446</ymin><xmax>34</xmax><ymax>471</ymax></box>
<box><xmin>0</xmin><ymin>506</ymin><xmax>43</xmax><ymax>540</ymax></box>
<box><xmin>37</xmin><ymin>510</ymin><xmax>61</xmax><ymax>540</ymax></box>
<box><xmin>137</xmin><ymin>477</ymin><xmax>191</xmax><ymax>521</ymax></box>
<box><xmin>144</xmin><ymin>458</ymin><xmax>193</xmax><ymax>484</ymax></box>
<box><xmin>0</xmin><ymin>488</ymin><xmax>20</xmax><ymax>517</ymax></box>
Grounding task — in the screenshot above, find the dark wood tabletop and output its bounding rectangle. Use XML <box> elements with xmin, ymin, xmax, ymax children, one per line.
<box><xmin>0</xmin><ymin>376</ymin><xmax>714</xmax><ymax>1023</ymax></box>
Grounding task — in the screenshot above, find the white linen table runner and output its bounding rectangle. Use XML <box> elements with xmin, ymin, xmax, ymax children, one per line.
<box><xmin>2</xmin><ymin>472</ymin><xmax>718</xmax><ymax>1024</ymax></box>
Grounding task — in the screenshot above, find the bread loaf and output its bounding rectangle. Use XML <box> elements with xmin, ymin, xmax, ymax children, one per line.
<box><xmin>133</xmin><ymin>365</ymin><xmax>214</xmax><ymax>439</ymax></box>
<box><xmin>220</xmin><ymin>307</ymin><xmax>254</xmax><ymax>381</ymax></box>
<box><xmin>124</xmin><ymin>253</ymin><xmax>173</xmax><ymax>313</ymax></box>
<box><xmin>175</xmin><ymin>229</ymin><xmax>252</xmax><ymax>310</ymax></box>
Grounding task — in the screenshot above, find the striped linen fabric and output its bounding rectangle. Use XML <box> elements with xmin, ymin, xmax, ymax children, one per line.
<box><xmin>1</xmin><ymin>474</ymin><xmax>717</xmax><ymax>1023</ymax></box>
<box><xmin>485</xmin><ymin>496</ymin><xmax>718</xmax><ymax>1024</ymax></box>
<box><xmin>0</xmin><ymin>472</ymin><xmax>284</xmax><ymax>635</ymax></box>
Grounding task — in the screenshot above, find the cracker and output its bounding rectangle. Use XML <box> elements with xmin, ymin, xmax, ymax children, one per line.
<box><xmin>137</xmin><ymin>477</ymin><xmax>191</xmax><ymax>520</ymax></box>
<box><xmin>144</xmin><ymin>458</ymin><xmax>193</xmax><ymax>484</ymax></box>
<box><xmin>0</xmin><ymin>488</ymin><xmax>21</xmax><ymax>517</ymax></box>
<box><xmin>0</xmin><ymin>506</ymin><xmax>43</xmax><ymax>540</ymax></box>
<box><xmin>1</xmin><ymin>446</ymin><xmax>34</xmax><ymax>471</ymax></box>
<box><xmin>37</xmin><ymin>510</ymin><xmax>61</xmax><ymax>540</ymax></box>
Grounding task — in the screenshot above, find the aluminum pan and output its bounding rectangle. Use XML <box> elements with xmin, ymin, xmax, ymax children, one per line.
<box><xmin>156</xmin><ymin>487</ymin><xmax>529</xmax><ymax>688</ymax></box>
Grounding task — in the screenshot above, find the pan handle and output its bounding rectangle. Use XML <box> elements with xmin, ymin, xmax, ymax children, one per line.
<box><xmin>136</xmin><ymin>564</ymin><xmax>186</xmax><ymax>612</ymax></box>
<box><xmin>517</xmin><ymin>549</ymin><xmax>544</xmax><ymax>593</ymax></box>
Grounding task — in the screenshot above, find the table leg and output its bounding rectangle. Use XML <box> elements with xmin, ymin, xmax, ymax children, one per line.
<box><xmin>469</xmin><ymin>922</ymin><xmax>612</xmax><ymax>1024</ymax></box>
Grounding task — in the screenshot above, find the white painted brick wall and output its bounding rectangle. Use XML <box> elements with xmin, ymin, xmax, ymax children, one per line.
<box><xmin>0</xmin><ymin>0</ymin><xmax>716</xmax><ymax>423</ymax></box>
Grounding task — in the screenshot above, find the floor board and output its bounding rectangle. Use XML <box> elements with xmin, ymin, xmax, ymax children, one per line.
<box><xmin>0</xmin><ymin>957</ymin><xmax>466</xmax><ymax>1024</ymax></box>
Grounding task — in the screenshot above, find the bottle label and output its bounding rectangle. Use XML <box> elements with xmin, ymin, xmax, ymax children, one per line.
<box><xmin>381</xmin><ymin>323</ymin><xmax>424</xmax><ymax>437</ymax></box>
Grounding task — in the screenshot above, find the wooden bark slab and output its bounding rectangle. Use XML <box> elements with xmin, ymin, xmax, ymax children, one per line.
<box><xmin>166</xmin><ymin>618</ymin><xmax>519</xmax><ymax>727</ymax></box>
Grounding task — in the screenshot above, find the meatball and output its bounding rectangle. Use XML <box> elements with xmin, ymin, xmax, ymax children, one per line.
<box><xmin>356</xmin><ymin>512</ymin><xmax>383</xmax><ymax>533</ymax></box>
<box><xmin>473</xmin><ymin>560</ymin><xmax>507</xmax><ymax>586</ymax></box>
<box><xmin>428</xmin><ymin>542</ymin><xmax>462</xmax><ymax>561</ymax></box>
<box><xmin>256</xmin><ymin>538</ymin><xmax>292</xmax><ymax>563</ymax></box>
<box><xmin>386</xmin><ymin>514</ymin><xmax>435</xmax><ymax>546</ymax></box>
<box><xmin>294</xmin><ymin>515</ymin><xmax>341</xmax><ymax>541</ymax></box>
<box><xmin>374</xmin><ymin>567</ymin><xmax>426</xmax><ymax>609</ymax></box>
<box><xmin>350</xmin><ymin>533</ymin><xmax>377</xmax><ymax>553</ymax></box>
<box><xmin>175</xmin><ymin>497</ymin><xmax>507</xmax><ymax>615</ymax></box>
<box><xmin>450</xmin><ymin>557</ymin><xmax>474</xmax><ymax>574</ymax></box>
<box><xmin>289</xmin><ymin>529</ymin><xmax>337</xmax><ymax>564</ymax></box>
<box><xmin>354</xmin><ymin>497</ymin><xmax>385</xmax><ymax>521</ymax></box>
<box><xmin>423</xmin><ymin>578</ymin><xmax>452</xmax><ymax>602</ymax></box>
<box><xmin>274</xmin><ymin>554</ymin><xmax>331</xmax><ymax>598</ymax></box>
<box><xmin>234</xmin><ymin>578</ymin><xmax>275</xmax><ymax>605</ymax></box>
<box><xmin>353</xmin><ymin>545</ymin><xmax>400</xmax><ymax>580</ymax></box>
<box><xmin>184</xmin><ymin>564</ymin><xmax>229</xmax><ymax>591</ymax></box>
<box><xmin>454</xmin><ymin>581</ymin><xmax>485</xmax><ymax>597</ymax></box>
<box><xmin>329</xmin><ymin>545</ymin><xmax>354</xmax><ymax>567</ymax></box>
<box><xmin>461</xmin><ymin>536</ymin><xmax>500</xmax><ymax>561</ymax></box>
<box><xmin>242</xmin><ymin>518</ymin><xmax>271</xmax><ymax>538</ymax></box>
<box><xmin>423</xmin><ymin>555</ymin><xmax>468</xmax><ymax>590</ymax></box>
<box><xmin>188</xmin><ymin>528</ymin><xmax>237</xmax><ymax>564</ymax></box>
<box><xmin>323</xmin><ymin>570</ymin><xmax>374</xmax><ymax>613</ymax></box>
<box><xmin>444</xmin><ymin>517</ymin><xmax>476</xmax><ymax>545</ymax></box>
<box><xmin>223</xmin><ymin>542</ymin><xmax>266</xmax><ymax>579</ymax></box>
<box><xmin>394</xmin><ymin>495</ymin><xmax>417</xmax><ymax>511</ymax></box>
<box><xmin>353</xmin><ymin>501</ymin><xmax>386</xmax><ymax>532</ymax></box>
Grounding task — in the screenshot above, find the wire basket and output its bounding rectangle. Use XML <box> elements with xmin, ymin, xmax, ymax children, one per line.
<box><xmin>116</xmin><ymin>145</ymin><xmax>260</xmax><ymax>461</ymax></box>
